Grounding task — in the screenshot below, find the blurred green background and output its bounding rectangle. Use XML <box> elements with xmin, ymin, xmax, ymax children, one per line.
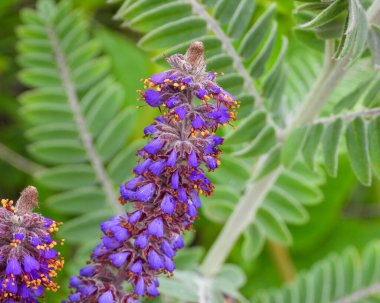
<box><xmin>1</xmin><ymin>0</ymin><xmax>379</xmax><ymax>302</ymax></box>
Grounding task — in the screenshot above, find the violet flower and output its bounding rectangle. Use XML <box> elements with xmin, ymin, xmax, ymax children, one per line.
<box><xmin>0</xmin><ymin>186</ymin><xmax>64</xmax><ymax>302</ymax></box>
<box><xmin>67</xmin><ymin>41</ymin><xmax>238</xmax><ymax>303</ymax></box>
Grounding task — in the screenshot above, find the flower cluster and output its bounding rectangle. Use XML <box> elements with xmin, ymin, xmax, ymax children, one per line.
<box><xmin>0</xmin><ymin>186</ymin><xmax>64</xmax><ymax>302</ymax></box>
<box><xmin>67</xmin><ymin>42</ymin><xmax>238</xmax><ymax>302</ymax></box>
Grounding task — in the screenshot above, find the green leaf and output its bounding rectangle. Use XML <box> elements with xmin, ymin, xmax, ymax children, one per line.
<box><xmin>224</xmin><ymin>111</ymin><xmax>266</xmax><ymax>145</ymax></box>
<box><xmin>36</xmin><ymin>165</ymin><xmax>96</xmax><ymax>190</ymax></box>
<box><xmin>242</xmin><ymin>224</ymin><xmax>265</xmax><ymax>261</ymax></box>
<box><xmin>302</xmin><ymin>123</ymin><xmax>324</xmax><ymax>169</ymax></box>
<box><xmin>256</xmin><ymin>207</ymin><xmax>292</xmax><ymax>245</ymax></box>
<box><xmin>255</xmin><ymin>145</ymin><xmax>282</xmax><ymax>180</ymax></box>
<box><xmin>298</xmin><ymin>0</ymin><xmax>346</xmax><ymax>29</ymax></box>
<box><xmin>138</xmin><ymin>17</ymin><xmax>207</xmax><ymax>50</ymax></box>
<box><xmin>127</xmin><ymin>2</ymin><xmax>192</xmax><ymax>32</ymax></box>
<box><xmin>368</xmin><ymin>24</ymin><xmax>380</xmax><ymax>69</ymax></box>
<box><xmin>345</xmin><ymin>117</ymin><xmax>371</xmax><ymax>186</ymax></box>
<box><xmin>333</xmin><ymin>79</ymin><xmax>371</xmax><ymax>114</ymax></box>
<box><xmin>233</xmin><ymin>126</ymin><xmax>277</xmax><ymax>158</ymax></box>
<box><xmin>322</xmin><ymin>118</ymin><xmax>344</xmax><ymax>177</ymax></box>
<box><xmin>59</xmin><ymin>209</ymin><xmax>113</xmax><ymax>243</ymax></box>
<box><xmin>46</xmin><ymin>187</ymin><xmax>106</xmax><ymax>214</ymax></box>
<box><xmin>214</xmin><ymin>0</ymin><xmax>240</xmax><ymax>25</ymax></box>
<box><xmin>282</xmin><ymin>127</ymin><xmax>309</xmax><ymax>168</ymax></box>
<box><xmin>368</xmin><ymin>117</ymin><xmax>380</xmax><ymax>179</ymax></box>
<box><xmin>239</xmin><ymin>4</ymin><xmax>276</xmax><ymax>60</ymax></box>
<box><xmin>227</xmin><ymin>0</ymin><xmax>256</xmax><ymax>40</ymax></box>
<box><xmin>28</xmin><ymin>139</ymin><xmax>86</xmax><ymax>164</ymax></box>
<box><xmin>174</xmin><ymin>247</ymin><xmax>204</xmax><ymax>270</ymax></box>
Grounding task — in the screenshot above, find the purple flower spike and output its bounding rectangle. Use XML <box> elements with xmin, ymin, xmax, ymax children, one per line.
<box><xmin>67</xmin><ymin>42</ymin><xmax>235</xmax><ymax>303</ymax></box>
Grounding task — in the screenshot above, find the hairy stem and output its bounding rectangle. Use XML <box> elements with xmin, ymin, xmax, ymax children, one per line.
<box><xmin>0</xmin><ymin>142</ymin><xmax>43</xmax><ymax>175</ymax></box>
<box><xmin>200</xmin><ymin>39</ymin><xmax>348</xmax><ymax>276</ymax></box>
<box><xmin>47</xmin><ymin>28</ymin><xmax>123</xmax><ymax>214</ymax></box>
<box><xmin>314</xmin><ymin>107</ymin><xmax>380</xmax><ymax>124</ymax></box>
<box><xmin>335</xmin><ymin>283</ymin><xmax>380</xmax><ymax>303</ymax></box>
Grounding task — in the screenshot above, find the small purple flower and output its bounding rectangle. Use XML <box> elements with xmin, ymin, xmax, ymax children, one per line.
<box><xmin>144</xmin><ymin>125</ymin><xmax>157</xmax><ymax>135</ymax></box>
<box><xmin>135</xmin><ymin>183</ymin><xmax>155</xmax><ymax>202</ymax></box>
<box><xmin>134</xmin><ymin>277</ymin><xmax>145</xmax><ymax>296</ymax></box>
<box><xmin>188</xmin><ymin>151</ymin><xmax>198</xmax><ymax>168</ymax></box>
<box><xmin>148</xmin><ymin>249</ymin><xmax>164</xmax><ymax>270</ymax></box>
<box><xmin>173</xmin><ymin>235</ymin><xmax>185</xmax><ymax>249</ymax></box>
<box><xmin>99</xmin><ymin>290</ymin><xmax>115</xmax><ymax>303</ymax></box>
<box><xmin>148</xmin><ymin>159</ymin><xmax>166</xmax><ymax>176</ymax></box>
<box><xmin>148</xmin><ymin>217</ymin><xmax>164</xmax><ymax>237</ymax></box>
<box><xmin>79</xmin><ymin>266</ymin><xmax>95</xmax><ymax>277</ymax></box>
<box><xmin>163</xmin><ymin>256</ymin><xmax>176</xmax><ymax>272</ymax></box>
<box><xmin>144</xmin><ymin>89</ymin><xmax>162</xmax><ymax>107</ymax></box>
<box><xmin>109</xmin><ymin>252</ymin><xmax>129</xmax><ymax>267</ymax></box>
<box><xmin>150</xmin><ymin>72</ymin><xmax>168</xmax><ymax>84</ymax></box>
<box><xmin>192</xmin><ymin>114</ymin><xmax>206</xmax><ymax>129</ymax></box>
<box><xmin>23</xmin><ymin>255</ymin><xmax>40</xmax><ymax>273</ymax></box>
<box><xmin>70</xmin><ymin>276</ymin><xmax>83</xmax><ymax>288</ymax></box>
<box><xmin>134</xmin><ymin>158</ymin><xmax>153</xmax><ymax>175</ymax></box>
<box><xmin>130</xmin><ymin>260</ymin><xmax>143</xmax><ymax>275</ymax></box>
<box><xmin>205</xmin><ymin>156</ymin><xmax>218</xmax><ymax>170</ymax></box>
<box><xmin>147</xmin><ymin>283</ymin><xmax>159</xmax><ymax>297</ymax></box>
<box><xmin>167</xmin><ymin>149</ymin><xmax>177</xmax><ymax>167</ymax></box>
<box><xmin>161</xmin><ymin>240</ymin><xmax>175</xmax><ymax>258</ymax></box>
<box><xmin>174</xmin><ymin>106</ymin><xmax>187</xmax><ymax>120</ymax></box>
<box><xmin>6</xmin><ymin>258</ymin><xmax>22</xmax><ymax>276</ymax></box>
<box><xmin>178</xmin><ymin>187</ymin><xmax>187</xmax><ymax>203</ymax></box>
<box><xmin>196</xmin><ymin>89</ymin><xmax>208</xmax><ymax>99</ymax></box>
<box><xmin>166</xmin><ymin>97</ymin><xmax>179</xmax><ymax>108</ymax></box>
<box><xmin>171</xmin><ymin>170</ymin><xmax>179</xmax><ymax>189</ymax></box>
<box><xmin>135</xmin><ymin>233</ymin><xmax>148</xmax><ymax>249</ymax></box>
<box><xmin>129</xmin><ymin>211</ymin><xmax>142</xmax><ymax>224</ymax></box>
<box><xmin>144</xmin><ymin>139</ymin><xmax>164</xmax><ymax>155</ymax></box>
<box><xmin>161</xmin><ymin>194</ymin><xmax>175</xmax><ymax>214</ymax></box>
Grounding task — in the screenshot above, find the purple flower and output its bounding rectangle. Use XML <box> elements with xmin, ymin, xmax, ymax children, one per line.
<box><xmin>150</xmin><ymin>72</ymin><xmax>168</xmax><ymax>84</ymax></box>
<box><xmin>135</xmin><ymin>183</ymin><xmax>155</xmax><ymax>202</ymax></box>
<box><xmin>205</xmin><ymin>156</ymin><xmax>218</xmax><ymax>170</ymax></box>
<box><xmin>6</xmin><ymin>258</ymin><xmax>22</xmax><ymax>276</ymax></box>
<box><xmin>80</xmin><ymin>266</ymin><xmax>95</xmax><ymax>277</ymax></box>
<box><xmin>134</xmin><ymin>158</ymin><xmax>153</xmax><ymax>175</ymax></box>
<box><xmin>148</xmin><ymin>250</ymin><xmax>164</xmax><ymax>270</ymax></box>
<box><xmin>129</xmin><ymin>211</ymin><xmax>142</xmax><ymax>224</ymax></box>
<box><xmin>167</xmin><ymin>149</ymin><xmax>177</xmax><ymax>167</ymax></box>
<box><xmin>144</xmin><ymin>89</ymin><xmax>162</xmax><ymax>107</ymax></box>
<box><xmin>166</xmin><ymin>97</ymin><xmax>179</xmax><ymax>108</ymax></box>
<box><xmin>171</xmin><ymin>170</ymin><xmax>179</xmax><ymax>189</ymax></box>
<box><xmin>174</xmin><ymin>106</ymin><xmax>187</xmax><ymax>120</ymax></box>
<box><xmin>161</xmin><ymin>240</ymin><xmax>175</xmax><ymax>258</ymax></box>
<box><xmin>144</xmin><ymin>139</ymin><xmax>164</xmax><ymax>155</ymax></box>
<box><xmin>109</xmin><ymin>252</ymin><xmax>129</xmax><ymax>267</ymax></box>
<box><xmin>163</xmin><ymin>256</ymin><xmax>176</xmax><ymax>272</ymax></box>
<box><xmin>173</xmin><ymin>235</ymin><xmax>185</xmax><ymax>249</ymax></box>
<box><xmin>134</xmin><ymin>277</ymin><xmax>145</xmax><ymax>296</ymax></box>
<box><xmin>144</xmin><ymin>125</ymin><xmax>157</xmax><ymax>135</ymax></box>
<box><xmin>188</xmin><ymin>151</ymin><xmax>198</xmax><ymax>168</ymax></box>
<box><xmin>147</xmin><ymin>283</ymin><xmax>159</xmax><ymax>297</ymax></box>
<box><xmin>148</xmin><ymin>159</ymin><xmax>166</xmax><ymax>176</ymax></box>
<box><xmin>192</xmin><ymin>114</ymin><xmax>206</xmax><ymax>129</ymax></box>
<box><xmin>130</xmin><ymin>260</ymin><xmax>143</xmax><ymax>275</ymax></box>
<box><xmin>148</xmin><ymin>217</ymin><xmax>164</xmax><ymax>237</ymax></box>
<box><xmin>99</xmin><ymin>290</ymin><xmax>114</xmax><ymax>303</ymax></box>
<box><xmin>23</xmin><ymin>255</ymin><xmax>40</xmax><ymax>273</ymax></box>
<box><xmin>135</xmin><ymin>233</ymin><xmax>148</xmax><ymax>249</ymax></box>
<box><xmin>161</xmin><ymin>194</ymin><xmax>175</xmax><ymax>214</ymax></box>
<box><xmin>196</xmin><ymin>89</ymin><xmax>208</xmax><ymax>99</ymax></box>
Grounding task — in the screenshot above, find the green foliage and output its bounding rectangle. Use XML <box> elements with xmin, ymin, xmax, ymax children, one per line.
<box><xmin>0</xmin><ymin>0</ymin><xmax>379</xmax><ymax>302</ymax></box>
<box><xmin>251</xmin><ymin>241</ymin><xmax>380</xmax><ymax>303</ymax></box>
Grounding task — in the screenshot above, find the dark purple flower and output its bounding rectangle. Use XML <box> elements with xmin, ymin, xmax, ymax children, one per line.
<box><xmin>135</xmin><ymin>183</ymin><xmax>155</xmax><ymax>202</ymax></box>
<box><xmin>99</xmin><ymin>290</ymin><xmax>114</xmax><ymax>303</ymax></box>
<box><xmin>188</xmin><ymin>151</ymin><xmax>198</xmax><ymax>168</ymax></box>
<box><xmin>144</xmin><ymin>139</ymin><xmax>164</xmax><ymax>155</ymax></box>
<box><xmin>174</xmin><ymin>106</ymin><xmax>187</xmax><ymax>120</ymax></box>
<box><xmin>109</xmin><ymin>252</ymin><xmax>129</xmax><ymax>267</ymax></box>
<box><xmin>144</xmin><ymin>125</ymin><xmax>157</xmax><ymax>135</ymax></box>
<box><xmin>134</xmin><ymin>233</ymin><xmax>148</xmax><ymax>249</ymax></box>
<box><xmin>144</xmin><ymin>89</ymin><xmax>162</xmax><ymax>107</ymax></box>
<box><xmin>150</xmin><ymin>72</ymin><xmax>168</xmax><ymax>84</ymax></box>
<box><xmin>167</xmin><ymin>149</ymin><xmax>177</xmax><ymax>167</ymax></box>
<box><xmin>148</xmin><ymin>217</ymin><xmax>164</xmax><ymax>237</ymax></box>
<box><xmin>192</xmin><ymin>114</ymin><xmax>206</xmax><ymax>129</ymax></box>
<box><xmin>134</xmin><ymin>277</ymin><xmax>145</xmax><ymax>296</ymax></box>
<box><xmin>166</xmin><ymin>97</ymin><xmax>179</xmax><ymax>108</ymax></box>
<box><xmin>130</xmin><ymin>260</ymin><xmax>143</xmax><ymax>275</ymax></box>
<box><xmin>148</xmin><ymin>250</ymin><xmax>164</xmax><ymax>270</ymax></box>
<box><xmin>80</xmin><ymin>266</ymin><xmax>95</xmax><ymax>277</ymax></box>
<box><xmin>161</xmin><ymin>194</ymin><xmax>175</xmax><ymax>214</ymax></box>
